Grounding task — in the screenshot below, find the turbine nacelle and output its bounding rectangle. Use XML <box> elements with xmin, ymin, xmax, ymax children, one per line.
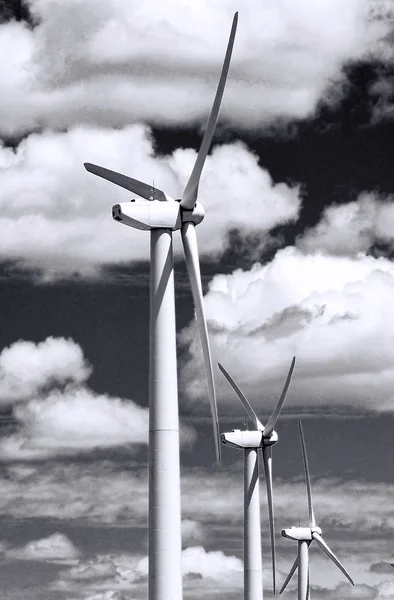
<box><xmin>281</xmin><ymin>526</ymin><xmax>322</xmax><ymax>542</ymax></box>
<box><xmin>112</xmin><ymin>200</ymin><xmax>205</xmax><ymax>231</ymax></box>
<box><xmin>221</xmin><ymin>428</ymin><xmax>278</xmax><ymax>449</ymax></box>
<box><xmin>221</xmin><ymin>429</ymin><xmax>263</xmax><ymax>449</ymax></box>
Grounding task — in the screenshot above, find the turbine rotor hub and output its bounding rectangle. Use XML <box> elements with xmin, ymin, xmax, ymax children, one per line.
<box><xmin>181</xmin><ymin>201</ymin><xmax>205</xmax><ymax>225</ymax></box>
<box><xmin>262</xmin><ymin>429</ymin><xmax>278</xmax><ymax>446</ymax></box>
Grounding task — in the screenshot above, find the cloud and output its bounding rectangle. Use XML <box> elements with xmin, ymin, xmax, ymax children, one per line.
<box><xmin>0</xmin><ymin>0</ymin><xmax>393</xmax><ymax>136</ymax></box>
<box><xmin>7</xmin><ymin>532</ymin><xmax>80</xmax><ymax>563</ymax></box>
<box><xmin>59</xmin><ymin>559</ymin><xmax>119</xmax><ymax>582</ymax></box>
<box><xmin>0</xmin><ymin>126</ymin><xmax>300</xmax><ymax>278</ymax></box>
<box><xmin>180</xmin><ymin>246</ymin><xmax>394</xmax><ymax>413</ymax></box>
<box><xmin>377</xmin><ymin>581</ymin><xmax>394</xmax><ymax>598</ymax></box>
<box><xmin>308</xmin><ymin>582</ymin><xmax>377</xmax><ymax>600</ymax></box>
<box><xmin>181</xmin><ymin>519</ymin><xmax>205</xmax><ymax>546</ymax></box>
<box><xmin>3</xmin><ymin>460</ymin><xmax>393</xmax><ymax>548</ymax></box>
<box><xmin>296</xmin><ymin>193</ymin><xmax>394</xmax><ymax>256</ymax></box>
<box><xmin>53</xmin><ymin>546</ymin><xmax>242</xmax><ymax>596</ymax></box>
<box><xmin>369</xmin><ymin>562</ymin><xmax>394</xmax><ymax>574</ymax></box>
<box><xmin>82</xmin><ymin>593</ymin><xmax>130</xmax><ymax>600</ymax></box>
<box><xmin>0</xmin><ymin>336</ymin><xmax>91</xmax><ymax>403</ymax></box>
<box><xmin>0</xmin><ymin>381</ymin><xmax>196</xmax><ymax>459</ymax></box>
<box><xmin>0</xmin><ymin>336</ymin><xmax>196</xmax><ymax>458</ymax></box>
<box><xmin>0</xmin><ymin>387</ymin><xmax>149</xmax><ymax>459</ymax></box>
<box><xmin>370</xmin><ymin>73</ymin><xmax>394</xmax><ymax>123</ymax></box>
<box><xmin>1</xmin><ymin>460</ymin><xmax>394</xmax><ymax>592</ymax></box>
<box><xmin>181</xmin><ymin>546</ymin><xmax>242</xmax><ymax>583</ymax></box>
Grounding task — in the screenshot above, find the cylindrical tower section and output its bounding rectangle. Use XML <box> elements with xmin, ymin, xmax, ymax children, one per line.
<box><xmin>149</xmin><ymin>229</ymin><xmax>183</xmax><ymax>600</ymax></box>
<box><xmin>244</xmin><ymin>447</ymin><xmax>263</xmax><ymax>600</ymax></box>
<box><xmin>298</xmin><ymin>540</ymin><xmax>309</xmax><ymax>600</ymax></box>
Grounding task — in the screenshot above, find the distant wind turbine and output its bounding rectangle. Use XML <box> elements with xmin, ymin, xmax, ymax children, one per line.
<box><xmin>280</xmin><ymin>421</ymin><xmax>354</xmax><ymax>600</ymax></box>
<box><xmin>84</xmin><ymin>13</ymin><xmax>238</xmax><ymax>600</ymax></box>
<box><xmin>219</xmin><ymin>357</ymin><xmax>296</xmax><ymax>599</ymax></box>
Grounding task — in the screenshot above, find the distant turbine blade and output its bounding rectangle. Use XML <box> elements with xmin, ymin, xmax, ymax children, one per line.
<box><xmin>218</xmin><ymin>363</ymin><xmax>263</xmax><ymax>430</ymax></box>
<box><xmin>180</xmin><ymin>13</ymin><xmax>238</xmax><ymax>209</ymax></box>
<box><xmin>312</xmin><ymin>532</ymin><xmax>354</xmax><ymax>586</ymax></box>
<box><xmin>263</xmin><ymin>357</ymin><xmax>296</xmax><ymax>438</ymax></box>
<box><xmin>262</xmin><ymin>445</ymin><xmax>276</xmax><ymax>594</ymax></box>
<box><xmin>84</xmin><ymin>163</ymin><xmax>169</xmax><ymax>202</ymax></box>
<box><xmin>181</xmin><ymin>221</ymin><xmax>220</xmax><ymax>464</ymax></box>
<box><xmin>299</xmin><ymin>421</ymin><xmax>316</xmax><ymax>528</ymax></box>
<box><xmin>279</xmin><ymin>555</ymin><xmax>298</xmax><ymax>594</ymax></box>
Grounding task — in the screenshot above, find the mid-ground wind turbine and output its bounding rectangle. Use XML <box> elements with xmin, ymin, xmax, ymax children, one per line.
<box><xmin>280</xmin><ymin>422</ymin><xmax>354</xmax><ymax>600</ymax></box>
<box><xmin>219</xmin><ymin>357</ymin><xmax>296</xmax><ymax>599</ymax></box>
<box><xmin>84</xmin><ymin>13</ymin><xmax>238</xmax><ymax>600</ymax></box>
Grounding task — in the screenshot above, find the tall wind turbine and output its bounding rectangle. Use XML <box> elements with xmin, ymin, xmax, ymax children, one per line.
<box><xmin>83</xmin><ymin>14</ymin><xmax>238</xmax><ymax>600</ymax></box>
<box><xmin>219</xmin><ymin>357</ymin><xmax>296</xmax><ymax>599</ymax></box>
<box><xmin>280</xmin><ymin>422</ymin><xmax>354</xmax><ymax>600</ymax></box>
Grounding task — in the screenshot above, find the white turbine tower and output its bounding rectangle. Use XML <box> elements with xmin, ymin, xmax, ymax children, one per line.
<box><xmin>280</xmin><ymin>422</ymin><xmax>354</xmax><ymax>600</ymax></box>
<box><xmin>84</xmin><ymin>14</ymin><xmax>238</xmax><ymax>600</ymax></box>
<box><xmin>218</xmin><ymin>357</ymin><xmax>296</xmax><ymax>599</ymax></box>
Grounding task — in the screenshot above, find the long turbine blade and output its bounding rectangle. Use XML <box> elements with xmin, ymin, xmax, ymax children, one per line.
<box><xmin>299</xmin><ymin>421</ymin><xmax>316</xmax><ymax>528</ymax></box>
<box><xmin>312</xmin><ymin>532</ymin><xmax>354</xmax><ymax>586</ymax></box>
<box><xmin>180</xmin><ymin>13</ymin><xmax>238</xmax><ymax>209</ymax></box>
<box><xmin>84</xmin><ymin>163</ymin><xmax>169</xmax><ymax>202</ymax></box>
<box><xmin>279</xmin><ymin>555</ymin><xmax>298</xmax><ymax>594</ymax></box>
<box><xmin>181</xmin><ymin>222</ymin><xmax>220</xmax><ymax>464</ymax></box>
<box><xmin>218</xmin><ymin>363</ymin><xmax>263</xmax><ymax>430</ymax></box>
<box><xmin>262</xmin><ymin>445</ymin><xmax>276</xmax><ymax>594</ymax></box>
<box><xmin>263</xmin><ymin>357</ymin><xmax>296</xmax><ymax>438</ymax></box>
<box><xmin>307</xmin><ymin>571</ymin><xmax>310</xmax><ymax>600</ymax></box>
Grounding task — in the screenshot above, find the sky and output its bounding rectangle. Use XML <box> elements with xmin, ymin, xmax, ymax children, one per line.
<box><xmin>1</xmin><ymin>0</ymin><xmax>394</xmax><ymax>598</ymax></box>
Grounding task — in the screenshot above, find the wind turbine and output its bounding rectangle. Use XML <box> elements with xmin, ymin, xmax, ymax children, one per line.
<box><xmin>83</xmin><ymin>13</ymin><xmax>238</xmax><ymax>600</ymax></box>
<box><xmin>219</xmin><ymin>357</ymin><xmax>296</xmax><ymax>599</ymax></box>
<box><xmin>280</xmin><ymin>422</ymin><xmax>354</xmax><ymax>600</ymax></box>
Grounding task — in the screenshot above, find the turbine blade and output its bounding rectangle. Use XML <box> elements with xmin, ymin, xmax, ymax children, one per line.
<box><xmin>181</xmin><ymin>221</ymin><xmax>220</xmax><ymax>464</ymax></box>
<box><xmin>263</xmin><ymin>357</ymin><xmax>296</xmax><ymax>438</ymax></box>
<box><xmin>180</xmin><ymin>13</ymin><xmax>238</xmax><ymax>209</ymax></box>
<box><xmin>312</xmin><ymin>532</ymin><xmax>354</xmax><ymax>586</ymax></box>
<box><xmin>218</xmin><ymin>363</ymin><xmax>263</xmax><ymax>430</ymax></box>
<box><xmin>307</xmin><ymin>571</ymin><xmax>310</xmax><ymax>600</ymax></box>
<box><xmin>279</xmin><ymin>555</ymin><xmax>298</xmax><ymax>594</ymax></box>
<box><xmin>262</xmin><ymin>445</ymin><xmax>276</xmax><ymax>594</ymax></box>
<box><xmin>299</xmin><ymin>421</ymin><xmax>316</xmax><ymax>528</ymax></box>
<box><xmin>84</xmin><ymin>163</ymin><xmax>169</xmax><ymax>202</ymax></box>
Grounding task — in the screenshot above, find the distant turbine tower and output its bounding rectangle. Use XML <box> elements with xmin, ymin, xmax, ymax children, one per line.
<box><xmin>280</xmin><ymin>422</ymin><xmax>354</xmax><ymax>600</ymax></box>
<box><xmin>84</xmin><ymin>14</ymin><xmax>238</xmax><ymax>600</ymax></box>
<box><xmin>219</xmin><ymin>357</ymin><xmax>296</xmax><ymax>599</ymax></box>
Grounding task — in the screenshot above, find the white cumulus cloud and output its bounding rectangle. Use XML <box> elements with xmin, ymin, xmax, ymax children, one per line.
<box><xmin>0</xmin><ymin>336</ymin><xmax>91</xmax><ymax>402</ymax></box>
<box><xmin>297</xmin><ymin>192</ymin><xmax>394</xmax><ymax>256</ymax></box>
<box><xmin>0</xmin><ymin>126</ymin><xmax>300</xmax><ymax>278</ymax></box>
<box><xmin>180</xmin><ymin>247</ymin><xmax>394</xmax><ymax>413</ymax></box>
<box><xmin>0</xmin><ymin>0</ymin><xmax>393</xmax><ymax>135</ymax></box>
<box><xmin>0</xmin><ymin>336</ymin><xmax>196</xmax><ymax>458</ymax></box>
<box><xmin>7</xmin><ymin>532</ymin><xmax>80</xmax><ymax>563</ymax></box>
